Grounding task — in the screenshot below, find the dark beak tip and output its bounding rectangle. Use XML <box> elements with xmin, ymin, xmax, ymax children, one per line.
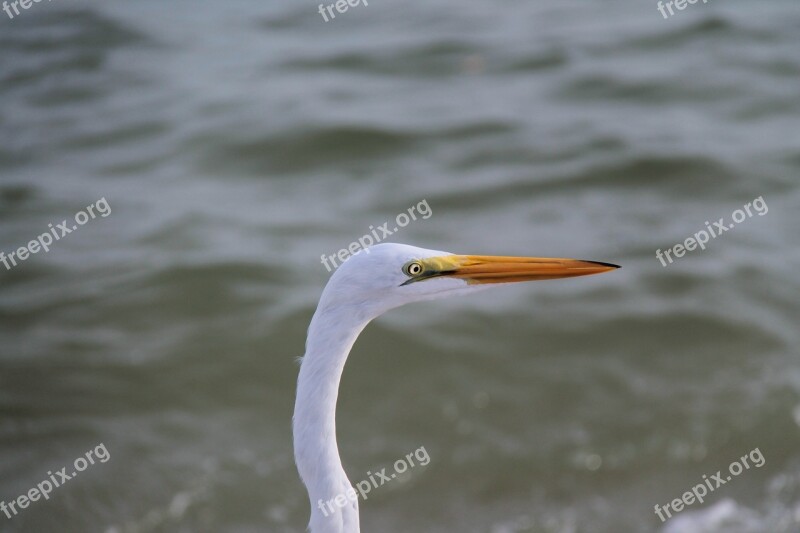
<box><xmin>589</xmin><ymin>260</ymin><xmax>621</xmax><ymax>269</ymax></box>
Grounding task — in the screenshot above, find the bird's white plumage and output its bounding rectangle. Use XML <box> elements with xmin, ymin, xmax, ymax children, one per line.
<box><xmin>292</xmin><ymin>243</ymin><xmax>618</xmax><ymax>532</ymax></box>
<box><xmin>293</xmin><ymin>244</ymin><xmax>483</xmax><ymax>533</ymax></box>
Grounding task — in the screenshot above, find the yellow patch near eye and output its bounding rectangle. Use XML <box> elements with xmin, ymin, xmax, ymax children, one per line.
<box><xmin>400</xmin><ymin>256</ymin><xmax>465</xmax><ymax>286</ymax></box>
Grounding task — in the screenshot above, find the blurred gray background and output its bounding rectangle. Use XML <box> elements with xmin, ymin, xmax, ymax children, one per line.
<box><xmin>0</xmin><ymin>0</ymin><xmax>798</xmax><ymax>531</ymax></box>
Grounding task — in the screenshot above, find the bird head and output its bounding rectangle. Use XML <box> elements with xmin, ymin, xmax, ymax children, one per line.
<box><xmin>318</xmin><ymin>243</ymin><xmax>619</xmax><ymax>320</ymax></box>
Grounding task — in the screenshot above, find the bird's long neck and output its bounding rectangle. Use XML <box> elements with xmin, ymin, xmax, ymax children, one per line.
<box><xmin>293</xmin><ymin>303</ymin><xmax>370</xmax><ymax>533</ymax></box>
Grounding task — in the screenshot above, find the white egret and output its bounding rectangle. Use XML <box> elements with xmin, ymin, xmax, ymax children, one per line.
<box><xmin>293</xmin><ymin>243</ymin><xmax>619</xmax><ymax>533</ymax></box>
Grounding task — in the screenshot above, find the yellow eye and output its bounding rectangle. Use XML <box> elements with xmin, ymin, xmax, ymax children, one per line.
<box><xmin>404</xmin><ymin>261</ymin><xmax>424</xmax><ymax>276</ymax></box>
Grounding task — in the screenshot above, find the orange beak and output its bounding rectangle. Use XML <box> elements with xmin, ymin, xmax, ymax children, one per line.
<box><xmin>409</xmin><ymin>255</ymin><xmax>619</xmax><ymax>285</ymax></box>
